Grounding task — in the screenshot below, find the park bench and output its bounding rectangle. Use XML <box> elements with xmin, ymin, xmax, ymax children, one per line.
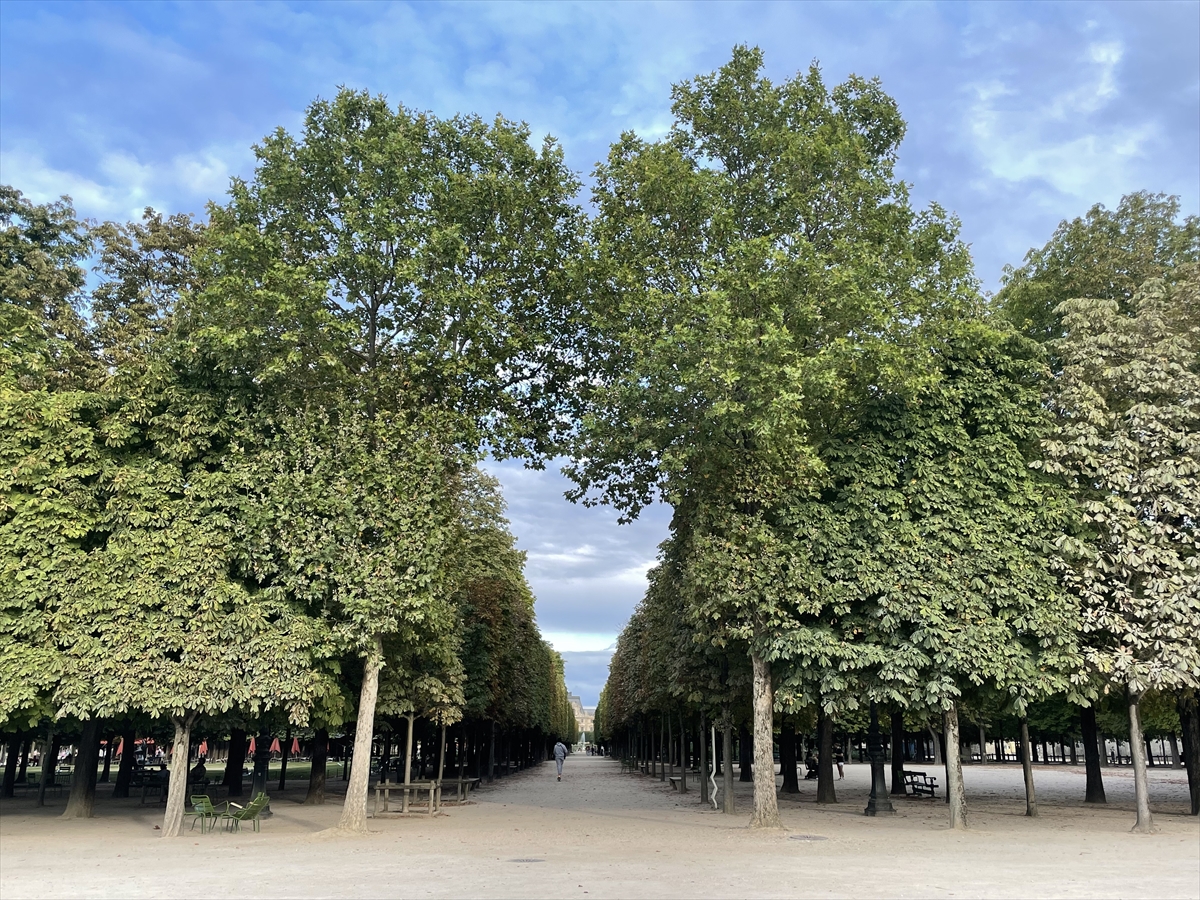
<box><xmin>903</xmin><ymin>770</ymin><xmax>938</xmax><ymax>798</ymax></box>
<box><xmin>371</xmin><ymin>780</ymin><xmax>437</xmax><ymax>817</ymax></box>
<box><xmin>668</xmin><ymin>776</ymin><xmax>687</xmax><ymax>790</ymax></box>
<box><xmin>439</xmin><ymin>776</ymin><xmax>481</xmax><ymax>806</ymax></box>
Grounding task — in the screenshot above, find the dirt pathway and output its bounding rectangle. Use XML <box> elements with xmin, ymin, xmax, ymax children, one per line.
<box><xmin>1</xmin><ymin>756</ymin><xmax>1197</xmax><ymax>898</ymax></box>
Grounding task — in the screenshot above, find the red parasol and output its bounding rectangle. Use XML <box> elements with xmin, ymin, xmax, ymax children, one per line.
<box><xmin>198</xmin><ymin>740</ymin><xmax>209</xmax><ymax>757</ymax></box>
<box><xmin>248</xmin><ymin>737</ymin><xmax>256</xmax><ymax>754</ymax></box>
<box><xmin>269</xmin><ymin>737</ymin><xmax>281</xmax><ymax>754</ymax></box>
<box><xmin>291</xmin><ymin>737</ymin><xmax>301</xmax><ymax>756</ymax></box>
<box><xmin>116</xmin><ymin>738</ymin><xmax>124</xmax><ymax>757</ymax></box>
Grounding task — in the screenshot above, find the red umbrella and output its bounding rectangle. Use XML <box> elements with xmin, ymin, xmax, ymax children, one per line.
<box><xmin>248</xmin><ymin>737</ymin><xmax>256</xmax><ymax>754</ymax></box>
<box><xmin>269</xmin><ymin>737</ymin><xmax>281</xmax><ymax>755</ymax></box>
<box><xmin>116</xmin><ymin>738</ymin><xmax>124</xmax><ymax>757</ymax></box>
<box><xmin>198</xmin><ymin>740</ymin><xmax>209</xmax><ymax>757</ymax></box>
<box><xmin>291</xmin><ymin>737</ymin><xmax>301</xmax><ymax>756</ymax></box>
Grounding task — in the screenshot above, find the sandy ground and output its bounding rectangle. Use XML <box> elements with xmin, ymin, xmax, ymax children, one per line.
<box><xmin>1</xmin><ymin>757</ymin><xmax>1197</xmax><ymax>899</ymax></box>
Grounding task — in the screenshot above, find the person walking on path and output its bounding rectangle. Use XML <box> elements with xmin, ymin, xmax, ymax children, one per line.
<box><xmin>554</xmin><ymin>740</ymin><xmax>568</xmax><ymax>781</ymax></box>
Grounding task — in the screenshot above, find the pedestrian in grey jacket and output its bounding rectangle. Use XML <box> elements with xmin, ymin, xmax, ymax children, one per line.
<box><xmin>554</xmin><ymin>740</ymin><xmax>568</xmax><ymax>781</ymax></box>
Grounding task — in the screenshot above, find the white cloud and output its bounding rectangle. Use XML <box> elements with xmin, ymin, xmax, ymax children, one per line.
<box><xmin>543</xmin><ymin>632</ymin><xmax>618</xmax><ymax>653</ymax></box>
<box><xmin>0</xmin><ymin>144</ymin><xmax>248</xmax><ymax>221</ymax></box>
<box><xmin>963</xmin><ymin>38</ymin><xmax>1153</xmax><ymax>203</ymax></box>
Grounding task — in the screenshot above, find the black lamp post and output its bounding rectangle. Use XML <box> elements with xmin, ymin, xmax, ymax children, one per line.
<box><xmin>864</xmin><ymin>701</ymin><xmax>896</xmax><ymax>816</ymax></box>
<box><xmin>250</xmin><ymin>732</ymin><xmax>273</xmax><ymax>817</ymax></box>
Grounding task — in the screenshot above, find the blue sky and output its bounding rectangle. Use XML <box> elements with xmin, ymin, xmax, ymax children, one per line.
<box><xmin>3</xmin><ymin>0</ymin><xmax>1197</xmax><ymax>705</ymax></box>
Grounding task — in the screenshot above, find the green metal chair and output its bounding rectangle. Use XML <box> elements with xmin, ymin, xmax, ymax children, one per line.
<box><xmin>187</xmin><ymin>795</ymin><xmax>225</xmax><ymax>833</ymax></box>
<box><xmin>222</xmin><ymin>792</ymin><xmax>269</xmax><ymax>832</ymax></box>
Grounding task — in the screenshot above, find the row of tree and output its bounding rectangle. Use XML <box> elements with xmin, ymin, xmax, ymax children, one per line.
<box><xmin>3</xmin><ymin>44</ymin><xmax>1195</xmax><ymax>838</ymax></box>
<box><xmin>587</xmin><ymin>49</ymin><xmax>1200</xmax><ymax>832</ymax></box>
<box><xmin>1</xmin><ymin>87</ymin><xmax>582</xmax><ymax>835</ymax></box>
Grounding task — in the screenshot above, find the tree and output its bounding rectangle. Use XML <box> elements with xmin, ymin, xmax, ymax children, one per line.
<box><xmin>570</xmin><ymin>46</ymin><xmax>977</xmax><ymax>827</ymax></box>
<box><xmin>1042</xmin><ymin>271</ymin><xmax>1200</xmax><ymax>832</ymax></box>
<box><xmin>193</xmin><ymin>88</ymin><xmax>584</xmax><ymax>831</ymax></box>
<box><xmin>998</xmin><ymin>191</ymin><xmax>1199</xmax><ymax>345</ymax></box>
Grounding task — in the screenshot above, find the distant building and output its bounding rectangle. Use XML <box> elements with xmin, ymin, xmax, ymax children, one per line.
<box><xmin>568</xmin><ymin>694</ymin><xmax>596</xmax><ymax>738</ymax></box>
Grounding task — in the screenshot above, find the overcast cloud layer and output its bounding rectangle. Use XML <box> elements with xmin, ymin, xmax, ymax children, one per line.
<box><xmin>3</xmin><ymin>0</ymin><xmax>1197</xmax><ymax>704</ymax></box>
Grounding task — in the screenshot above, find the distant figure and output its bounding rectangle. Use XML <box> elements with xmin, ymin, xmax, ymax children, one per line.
<box><xmin>835</xmin><ymin>747</ymin><xmax>845</xmax><ymax>780</ymax></box>
<box><xmin>554</xmin><ymin>740</ymin><xmax>568</xmax><ymax>781</ymax></box>
<box><xmin>804</xmin><ymin>751</ymin><xmax>818</xmax><ymax>779</ymax></box>
<box><xmin>189</xmin><ymin>756</ymin><xmax>207</xmax><ymax>784</ymax></box>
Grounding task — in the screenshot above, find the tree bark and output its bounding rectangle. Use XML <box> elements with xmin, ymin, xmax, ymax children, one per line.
<box><xmin>278</xmin><ymin>727</ymin><xmax>291</xmax><ymax>792</ymax></box>
<box><xmin>112</xmin><ymin>723</ymin><xmax>137</xmax><ymax>798</ymax></box>
<box><xmin>63</xmin><ymin>718</ymin><xmax>101</xmax><ymax>818</ymax></box>
<box><xmin>338</xmin><ymin>634</ymin><xmax>383</xmax><ymax>832</ymax></box>
<box><xmin>817</xmin><ymin>706</ymin><xmax>836</xmax><ymax>804</ymax></box>
<box><xmin>1019</xmin><ymin>717</ymin><xmax>1037</xmax><ymax>817</ymax></box>
<box><xmin>1177</xmin><ymin>689</ymin><xmax>1199</xmax><ymax>815</ymax></box>
<box><xmin>944</xmin><ymin>704</ymin><xmax>967</xmax><ymax>830</ymax></box>
<box><xmin>37</xmin><ymin>728</ymin><xmax>59</xmax><ymax>807</ymax></box>
<box><xmin>678</xmin><ymin>713</ymin><xmax>687</xmax><ymax>793</ymax></box>
<box><xmin>402</xmin><ymin>712</ymin><xmax>415</xmax><ymax>813</ymax></box>
<box><xmin>223</xmin><ymin>729</ymin><xmax>247</xmax><ymax>797</ymax></box>
<box><xmin>978</xmin><ymin>723</ymin><xmax>986</xmax><ymax>764</ymax></box>
<box><xmin>928</xmin><ymin>721</ymin><xmax>943</xmax><ymax>765</ymax></box>
<box><xmin>699</xmin><ymin>710</ymin><xmax>709</xmax><ymax>804</ymax></box>
<box><xmin>722</xmin><ymin>712</ymin><xmax>735</xmax><ymax>815</ymax></box>
<box><xmin>1080</xmin><ymin>706</ymin><xmax>1106</xmax><ymax>803</ymax></box>
<box><xmin>305</xmin><ymin>728</ymin><xmax>329</xmax><ymax>804</ymax></box>
<box><xmin>889</xmin><ymin>710</ymin><xmax>906</xmax><ymax>795</ymax></box>
<box><xmin>1127</xmin><ymin>689</ymin><xmax>1155</xmax><ymax>833</ymax></box>
<box><xmin>161</xmin><ymin>713</ymin><xmax>195</xmax><ymax>837</ymax></box>
<box><xmin>738</xmin><ymin>725</ymin><xmax>753</xmax><ymax>782</ymax></box>
<box><xmin>99</xmin><ymin>732</ymin><xmax>114</xmax><ymax>783</ymax></box>
<box><xmin>2</xmin><ymin>734</ymin><xmax>20</xmax><ymax>797</ymax></box>
<box><xmin>17</xmin><ymin>738</ymin><xmax>30</xmax><ymax>784</ymax></box>
<box><xmin>780</xmin><ymin>719</ymin><xmax>799</xmax><ymax>793</ymax></box>
<box><xmin>749</xmin><ymin>653</ymin><xmax>781</xmax><ymax>828</ymax></box>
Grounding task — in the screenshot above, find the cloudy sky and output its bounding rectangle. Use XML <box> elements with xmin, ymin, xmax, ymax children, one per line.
<box><xmin>3</xmin><ymin>0</ymin><xmax>1197</xmax><ymax>704</ymax></box>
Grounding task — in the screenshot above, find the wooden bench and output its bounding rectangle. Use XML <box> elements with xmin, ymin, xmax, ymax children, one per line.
<box><xmin>903</xmin><ymin>770</ymin><xmax>938</xmax><ymax>798</ymax></box>
<box><xmin>439</xmin><ymin>777</ymin><xmax>481</xmax><ymax>806</ymax></box>
<box><xmin>668</xmin><ymin>776</ymin><xmax>684</xmax><ymax>790</ymax></box>
<box><xmin>371</xmin><ymin>780</ymin><xmax>437</xmax><ymax>817</ymax></box>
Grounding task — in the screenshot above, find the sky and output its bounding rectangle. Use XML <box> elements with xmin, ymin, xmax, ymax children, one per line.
<box><xmin>2</xmin><ymin>0</ymin><xmax>1197</xmax><ymax>705</ymax></box>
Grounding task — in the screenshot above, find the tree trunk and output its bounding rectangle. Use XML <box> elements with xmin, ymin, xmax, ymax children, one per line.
<box><xmin>37</xmin><ymin>728</ymin><xmax>59</xmax><ymax>807</ymax></box>
<box><xmin>1081</xmin><ymin>706</ymin><xmax>1106</xmax><ymax>803</ymax></box>
<box><xmin>99</xmin><ymin>732</ymin><xmax>114</xmax><ymax>783</ymax></box>
<box><xmin>1019</xmin><ymin>717</ymin><xmax>1037</xmax><ymax>817</ymax></box>
<box><xmin>889</xmin><ymin>710</ymin><xmax>906</xmax><ymax>795</ymax></box>
<box><xmin>817</xmin><ymin>706</ymin><xmax>836</xmax><ymax>804</ymax></box>
<box><xmin>112</xmin><ymin>723</ymin><xmax>137</xmax><ymax>798</ymax></box>
<box><xmin>305</xmin><ymin>728</ymin><xmax>329</xmax><ymax>804</ymax></box>
<box><xmin>1127</xmin><ymin>689</ymin><xmax>1155</xmax><ymax>833</ymax></box>
<box><xmin>749</xmin><ymin>653</ymin><xmax>781</xmax><ymax>828</ymax></box>
<box><xmin>1177</xmin><ymin>689</ymin><xmax>1200</xmax><ymax>815</ymax></box>
<box><xmin>338</xmin><ymin>634</ymin><xmax>383</xmax><ymax>833</ymax></box>
<box><xmin>738</xmin><ymin>725</ymin><xmax>753</xmax><ymax>782</ymax></box>
<box><xmin>780</xmin><ymin>719</ymin><xmax>799</xmax><ymax>794</ymax></box>
<box><xmin>978</xmin><ymin>724</ymin><xmax>986</xmax><ymax>764</ymax></box>
<box><xmin>2</xmin><ymin>735</ymin><xmax>20</xmax><ymax>797</ymax></box>
<box><xmin>402</xmin><ymin>712</ymin><xmax>415</xmax><ymax>813</ymax></box>
<box><xmin>63</xmin><ymin>718</ymin><xmax>101</xmax><ymax>818</ymax></box>
<box><xmin>17</xmin><ymin>738</ymin><xmax>30</xmax><ymax>784</ymax></box>
<box><xmin>161</xmin><ymin>714</ymin><xmax>195</xmax><ymax>837</ymax></box>
<box><xmin>223</xmin><ymin>729</ymin><xmax>247</xmax><ymax>797</ymax></box>
<box><xmin>678</xmin><ymin>713</ymin><xmax>687</xmax><ymax>793</ymax></box>
<box><xmin>722</xmin><ymin>715</ymin><xmax>735</xmax><ymax>815</ymax></box>
<box><xmin>699</xmin><ymin>710</ymin><xmax>709</xmax><ymax>804</ymax></box>
<box><xmin>928</xmin><ymin>722</ymin><xmax>943</xmax><ymax>765</ymax></box>
<box><xmin>660</xmin><ymin>716</ymin><xmax>667</xmax><ymax>782</ymax></box>
<box><xmin>944</xmin><ymin>704</ymin><xmax>967</xmax><ymax>830</ymax></box>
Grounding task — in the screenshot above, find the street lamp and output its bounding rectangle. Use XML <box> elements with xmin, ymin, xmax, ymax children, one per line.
<box><xmin>864</xmin><ymin>701</ymin><xmax>895</xmax><ymax>816</ymax></box>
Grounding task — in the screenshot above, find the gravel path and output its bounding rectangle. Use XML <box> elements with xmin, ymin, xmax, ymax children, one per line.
<box><xmin>1</xmin><ymin>756</ymin><xmax>1197</xmax><ymax>898</ymax></box>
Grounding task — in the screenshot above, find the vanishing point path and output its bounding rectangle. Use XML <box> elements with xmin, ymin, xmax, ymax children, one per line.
<box><xmin>2</xmin><ymin>756</ymin><xmax>1197</xmax><ymax>898</ymax></box>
